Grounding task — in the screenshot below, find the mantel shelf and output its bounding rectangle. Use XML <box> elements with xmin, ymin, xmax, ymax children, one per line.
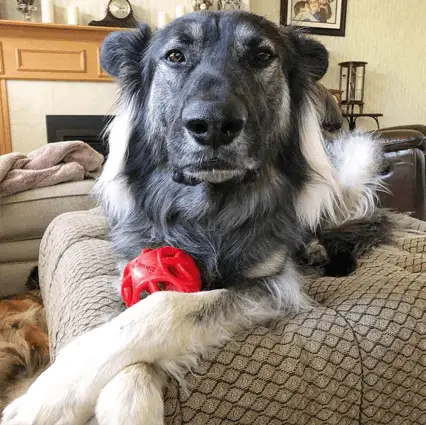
<box><xmin>0</xmin><ymin>19</ymin><xmax>124</xmax><ymax>41</ymax></box>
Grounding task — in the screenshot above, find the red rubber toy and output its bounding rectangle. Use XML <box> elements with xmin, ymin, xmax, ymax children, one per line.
<box><xmin>121</xmin><ymin>247</ymin><xmax>202</xmax><ymax>307</ymax></box>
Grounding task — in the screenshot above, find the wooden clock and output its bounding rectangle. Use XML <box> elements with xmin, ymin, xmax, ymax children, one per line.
<box><xmin>89</xmin><ymin>0</ymin><xmax>137</xmax><ymax>28</ymax></box>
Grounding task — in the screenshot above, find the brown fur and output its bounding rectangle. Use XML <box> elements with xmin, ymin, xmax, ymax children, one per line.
<box><xmin>0</xmin><ymin>273</ymin><xmax>50</xmax><ymax>412</ymax></box>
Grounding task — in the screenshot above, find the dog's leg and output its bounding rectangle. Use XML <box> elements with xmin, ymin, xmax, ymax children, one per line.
<box><xmin>319</xmin><ymin>210</ymin><xmax>392</xmax><ymax>277</ymax></box>
<box><xmin>1</xmin><ymin>264</ymin><xmax>303</xmax><ymax>425</ymax></box>
<box><xmin>96</xmin><ymin>363</ymin><xmax>164</xmax><ymax>425</ymax></box>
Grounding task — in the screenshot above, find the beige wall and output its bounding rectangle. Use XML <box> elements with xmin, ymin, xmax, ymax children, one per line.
<box><xmin>7</xmin><ymin>81</ymin><xmax>118</xmax><ymax>153</ymax></box>
<box><xmin>250</xmin><ymin>0</ymin><xmax>281</xmax><ymax>23</ymax></box>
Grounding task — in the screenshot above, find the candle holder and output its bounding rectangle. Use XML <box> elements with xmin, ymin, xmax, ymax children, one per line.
<box><xmin>338</xmin><ymin>61</ymin><xmax>367</xmax><ymax>114</ymax></box>
<box><xmin>16</xmin><ymin>0</ymin><xmax>37</xmax><ymax>21</ymax></box>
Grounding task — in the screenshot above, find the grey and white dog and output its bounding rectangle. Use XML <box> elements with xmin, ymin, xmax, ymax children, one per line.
<box><xmin>2</xmin><ymin>11</ymin><xmax>387</xmax><ymax>425</ymax></box>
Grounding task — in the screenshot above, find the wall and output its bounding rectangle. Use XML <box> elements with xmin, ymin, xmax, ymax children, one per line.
<box><xmin>7</xmin><ymin>81</ymin><xmax>117</xmax><ymax>153</ymax></box>
<box><xmin>2</xmin><ymin>1</ymin><xmax>425</xmax><ymax>130</ymax></box>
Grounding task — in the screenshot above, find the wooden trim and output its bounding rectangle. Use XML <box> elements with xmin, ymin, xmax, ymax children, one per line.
<box><xmin>97</xmin><ymin>47</ymin><xmax>110</xmax><ymax>79</ymax></box>
<box><xmin>0</xmin><ymin>79</ymin><xmax>12</xmax><ymax>155</ymax></box>
<box><xmin>15</xmin><ymin>48</ymin><xmax>87</xmax><ymax>73</ymax></box>
<box><xmin>0</xmin><ymin>42</ymin><xmax>4</xmax><ymax>75</ymax></box>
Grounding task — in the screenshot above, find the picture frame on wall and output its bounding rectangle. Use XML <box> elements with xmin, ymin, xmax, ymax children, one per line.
<box><xmin>280</xmin><ymin>0</ymin><xmax>348</xmax><ymax>37</ymax></box>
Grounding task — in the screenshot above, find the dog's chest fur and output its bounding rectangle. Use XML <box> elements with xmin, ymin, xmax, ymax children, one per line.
<box><xmin>111</xmin><ymin>172</ymin><xmax>301</xmax><ymax>290</ymax></box>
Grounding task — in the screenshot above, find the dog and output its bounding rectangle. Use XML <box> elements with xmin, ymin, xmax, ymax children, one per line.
<box><xmin>0</xmin><ymin>269</ymin><xmax>49</xmax><ymax>413</ymax></box>
<box><xmin>2</xmin><ymin>11</ymin><xmax>388</xmax><ymax>425</ymax></box>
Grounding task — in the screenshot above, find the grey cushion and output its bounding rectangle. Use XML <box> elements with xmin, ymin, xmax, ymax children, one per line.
<box><xmin>0</xmin><ymin>180</ymin><xmax>95</xmax><ymax>297</ymax></box>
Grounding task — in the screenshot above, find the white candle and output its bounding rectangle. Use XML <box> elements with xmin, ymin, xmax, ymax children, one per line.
<box><xmin>175</xmin><ymin>5</ymin><xmax>186</xmax><ymax>18</ymax></box>
<box><xmin>157</xmin><ymin>12</ymin><xmax>168</xmax><ymax>29</ymax></box>
<box><xmin>41</xmin><ymin>0</ymin><xmax>54</xmax><ymax>23</ymax></box>
<box><xmin>67</xmin><ymin>6</ymin><xmax>79</xmax><ymax>25</ymax></box>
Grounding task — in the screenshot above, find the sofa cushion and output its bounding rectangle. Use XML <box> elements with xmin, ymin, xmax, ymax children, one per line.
<box><xmin>39</xmin><ymin>210</ymin><xmax>426</xmax><ymax>424</ymax></box>
<box><xmin>0</xmin><ymin>239</ymin><xmax>41</xmax><ymax>264</ymax></box>
<box><xmin>380</xmin><ymin>148</ymin><xmax>426</xmax><ymax>220</ymax></box>
<box><xmin>0</xmin><ymin>180</ymin><xmax>95</xmax><ymax>242</ymax></box>
<box><xmin>0</xmin><ymin>260</ymin><xmax>38</xmax><ymax>298</ymax></box>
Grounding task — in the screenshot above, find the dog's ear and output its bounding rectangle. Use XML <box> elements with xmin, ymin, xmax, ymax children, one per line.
<box><xmin>101</xmin><ymin>24</ymin><xmax>152</xmax><ymax>78</ymax></box>
<box><xmin>283</xmin><ymin>27</ymin><xmax>329</xmax><ymax>82</ymax></box>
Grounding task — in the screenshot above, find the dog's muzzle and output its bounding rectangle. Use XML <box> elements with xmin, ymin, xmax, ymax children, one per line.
<box><xmin>172</xmin><ymin>97</ymin><xmax>259</xmax><ymax>185</ymax></box>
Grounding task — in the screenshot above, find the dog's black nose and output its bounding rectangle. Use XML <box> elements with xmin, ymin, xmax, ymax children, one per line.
<box><xmin>182</xmin><ymin>100</ymin><xmax>246</xmax><ymax>148</ymax></box>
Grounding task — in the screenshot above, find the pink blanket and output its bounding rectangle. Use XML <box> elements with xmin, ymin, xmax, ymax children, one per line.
<box><xmin>0</xmin><ymin>141</ymin><xmax>104</xmax><ymax>197</ymax></box>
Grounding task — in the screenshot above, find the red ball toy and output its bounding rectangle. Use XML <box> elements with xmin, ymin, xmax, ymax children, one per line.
<box><xmin>121</xmin><ymin>247</ymin><xmax>202</xmax><ymax>307</ymax></box>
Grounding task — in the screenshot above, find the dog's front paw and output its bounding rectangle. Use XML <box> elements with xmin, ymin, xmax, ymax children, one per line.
<box><xmin>96</xmin><ymin>363</ymin><xmax>165</xmax><ymax>425</ymax></box>
<box><xmin>1</xmin><ymin>367</ymin><xmax>93</xmax><ymax>425</ymax></box>
<box><xmin>2</xmin><ymin>394</ymin><xmax>89</xmax><ymax>425</ymax></box>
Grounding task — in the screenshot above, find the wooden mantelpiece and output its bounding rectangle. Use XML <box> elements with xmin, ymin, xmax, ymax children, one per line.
<box><xmin>0</xmin><ymin>20</ymin><xmax>122</xmax><ymax>154</ymax></box>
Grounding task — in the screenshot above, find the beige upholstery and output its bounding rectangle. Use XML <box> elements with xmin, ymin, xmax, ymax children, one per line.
<box><xmin>0</xmin><ymin>180</ymin><xmax>95</xmax><ymax>296</ymax></box>
<box><xmin>40</xmin><ymin>209</ymin><xmax>426</xmax><ymax>424</ymax></box>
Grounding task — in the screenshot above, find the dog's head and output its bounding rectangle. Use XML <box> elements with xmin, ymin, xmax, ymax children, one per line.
<box><xmin>101</xmin><ymin>12</ymin><xmax>328</xmax><ymax>186</ymax></box>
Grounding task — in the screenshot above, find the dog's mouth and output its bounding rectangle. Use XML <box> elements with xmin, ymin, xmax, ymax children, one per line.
<box><xmin>172</xmin><ymin>160</ymin><xmax>259</xmax><ymax>186</ymax></box>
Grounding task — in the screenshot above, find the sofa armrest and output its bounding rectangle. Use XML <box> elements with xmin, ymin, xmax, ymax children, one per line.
<box><xmin>381</xmin><ymin>135</ymin><xmax>425</xmax><ymax>153</ymax></box>
<box><xmin>377</xmin><ymin>124</ymin><xmax>426</xmax><ymax>137</ymax></box>
<box><xmin>380</xmin><ymin>142</ymin><xmax>426</xmax><ymax>220</ymax></box>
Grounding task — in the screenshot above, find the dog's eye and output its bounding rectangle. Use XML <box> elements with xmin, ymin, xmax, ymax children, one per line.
<box><xmin>254</xmin><ymin>50</ymin><xmax>274</xmax><ymax>65</ymax></box>
<box><xmin>166</xmin><ymin>50</ymin><xmax>186</xmax><ymax>64</ymax></box>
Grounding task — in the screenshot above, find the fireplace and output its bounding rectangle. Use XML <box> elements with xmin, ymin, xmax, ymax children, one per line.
<box><xmin>46</xmin><ymin>115</ymin><xmax>114</xmax><ymax>158</ymax></box>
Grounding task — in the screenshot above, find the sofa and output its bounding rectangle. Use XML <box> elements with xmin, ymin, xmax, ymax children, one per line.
<box><xmin>39</xmin><ymin>207</ymin><xmax>426</xmax><ymax>424</ymax></box>
<box><xmin>380</xmin><ymin>131</ymin><xmax>426</xmax><ymax>220</ymax></box>
<box><xmin>0</xmin><ymin>180</ymin><xmax>95</xmax><ymax>297</ymax></box>
<box><xmin>34</xmin><ymin>125</ymin><xmax>426</xmax><ymax>424</ymax></box>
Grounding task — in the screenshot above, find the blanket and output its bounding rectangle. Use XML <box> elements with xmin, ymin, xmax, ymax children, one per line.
<box><xmin>0</xmin><ymin>141</ymin><xmax>104</xmax><ymax>197</ymax></box>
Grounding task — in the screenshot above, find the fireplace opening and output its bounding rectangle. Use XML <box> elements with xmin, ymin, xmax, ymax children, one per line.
<box><xmin>46</xmin><ymin>115</ymin><xmax>114</xmax><ymax>158</ymax></box>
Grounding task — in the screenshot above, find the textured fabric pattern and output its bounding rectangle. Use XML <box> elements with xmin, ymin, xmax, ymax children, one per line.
<box><xmin>39</xmin><ymin>210</ymin><xmax>426</xmax><ymax>424</ymax></box>
<box><xmin>39</xmin><ymin>209</ymin><xmax>122</xmax><ymax>354</ymax></box>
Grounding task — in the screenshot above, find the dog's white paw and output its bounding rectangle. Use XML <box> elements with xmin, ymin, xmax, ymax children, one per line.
<box><xmin>1</xmin><ymin>363</ymin><xmax>93</xmax><ymax>425</ymax></box>
<box><xmin>1</xmin><ymin>394</ymin><xmax>86</xmax><ymax>425</ymax></box>
<box><xmin>96</xmin><ymin>363</ymin><xmax>165</xmax><ymax>425</ymax></box>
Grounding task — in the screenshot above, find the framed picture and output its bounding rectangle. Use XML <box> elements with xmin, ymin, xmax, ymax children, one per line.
<box><xmin>280</xmin><ymin>0</ymin><xmax>348</xmax><ymax>37</ymax></box>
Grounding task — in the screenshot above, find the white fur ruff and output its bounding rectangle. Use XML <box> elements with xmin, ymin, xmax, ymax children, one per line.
<box><xmin>295</xmin><ymin>98</ymin><xmax>384</xmax><ymax>230</ymax></box>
